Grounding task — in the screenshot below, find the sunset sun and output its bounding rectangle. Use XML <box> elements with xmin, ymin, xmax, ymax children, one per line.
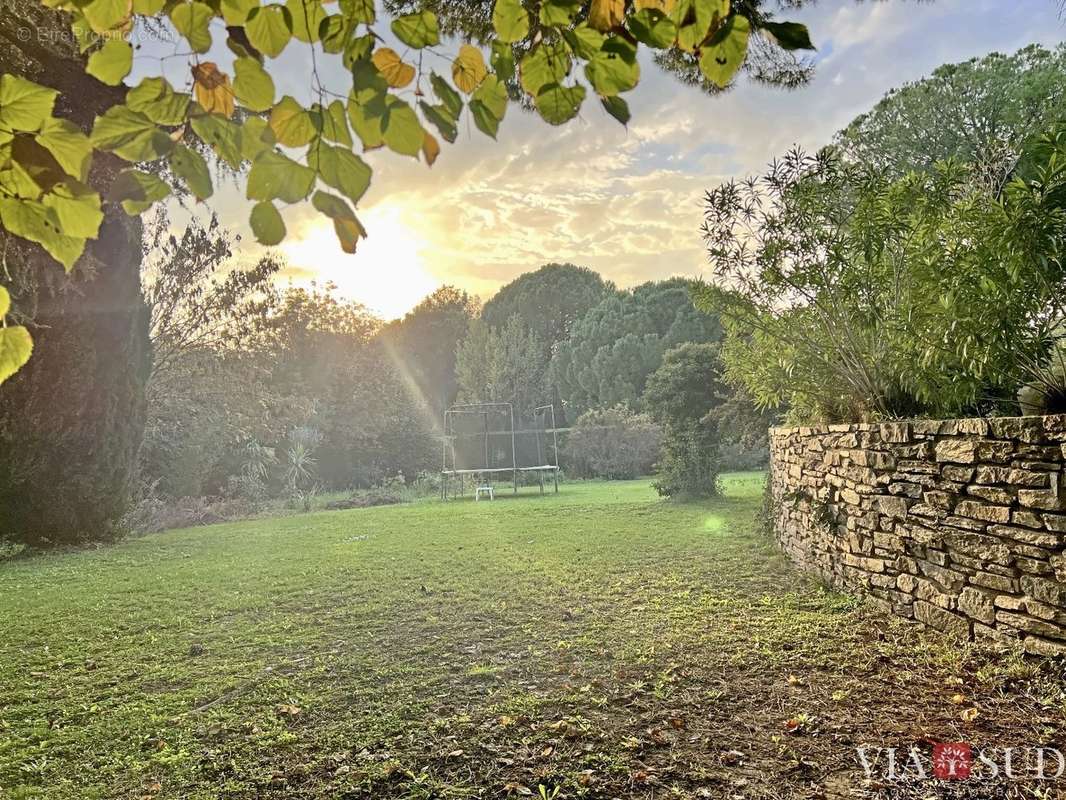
<box><xmin>281</xmin><ymin>204</ymin><xmax>440</xmax><ymax>319</ymax></box>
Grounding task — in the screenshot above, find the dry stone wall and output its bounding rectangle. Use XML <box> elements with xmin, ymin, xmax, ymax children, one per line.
<box><xmin>769</xmin><ymin>415</ymin><xmax>1066</xmax><ymax>655</ymax></box>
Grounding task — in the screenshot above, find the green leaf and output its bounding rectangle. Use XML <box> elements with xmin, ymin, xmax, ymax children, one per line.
<box><xmin>309</xmin><ymin>143</ymin><xmax>372</xmax><ymax>205</ymax></box>
<box><xmin>82</xmin><ymin>0</ymin><xmax>129</xmax><ymax>32</ymax></box>
<box><xmin>430</xmin><ymin>73</ymin><xmax>463</xmax><ymax>119</ymax></box>
<box><xmin>269</xmin><ymin>96</ymin><xmax>317</xmax><ymax>147</ymax></box>
<box><xmin>627</xmin><ymin>8</ymin><xmax>677</xmax><ymax>49</ymax></box>
<box><xmin>108</xmin><ymin>168</ymin><xmax>171</xmax><ymax>214</ymax></box>
<box><xmin>490</xmin><ymin>41</ymin><xmax>515</xmax><ymax>83</ymax></box>
<box><xmin>0</xmin><ymin>325</ymin><xmax>33</xmax><ymax>386</ymax></box>
<box><xmin>519</xmin><ymin>42</ymin><xmax>570</xmax><ymax>96</ymax></box>
<box><xmin>347</xmin><ymin>90</ymin><xmax>386</xmax><ymax>150</ymax></box>
<box><xmin>239</xmin><ymin>116</ymin><xmax>276</xmax><ymax>161</ymax></box>
<box><xmin>492</xmin><ymin>0</ymin><xmax>529</xmax><ymax>44</ymax></box>
<box><xmin>539</xmin><ymin>0</ymin><xmax>580</xmax><ymax>28</ymax></box>
<box><xmin>319</xmin><ymin>15</ymin><xmax>349</xmax><ymax>53</ymax></box>
<box><xmin>0</xmin><ymin>197</ymin><xmax>85</xmax><ymax>269</ymax></box>
<box><xmin>287</xmin><ymin>0</ymin><xmax>327</xmax><ymax>42</ymax></box>
<box><xmin>339</xmin><ymin>0</ymin><xmax>375</xmax><ymax>25</ymax></box>
<box><xmin>585</xmin><ymin>36</ymin><xmax>639</xmax><ymax>95</ymax></box>
<box><xmin>234</xmin><ymin>57</ymin><xmax>276</xmax><ymax>111</ymax></box>
<box><xmin>419</xmin><ymin>101</ymin><xmax>458</xmax><ymax>143</ymax></box>
<box><xmin>133</xmin><ymin>0</ymin><xmax>167</xmax><ymax>15</ymax></box>
<box><xmin>319</xmin><ymin>100</ymin><xmax>352</xmax><ymax>147</ymax></box>
<box><xmin>190</xmin><ymin>112</ymin><xmax>243</xmax><ymax>168</ymax></box>
<box><xmin>246</xmin><ymin>5</ymin><xmax>293</xmax><ymax>58</ymax></box>
<box><xmin>250</xmin><ymin>201</ymin><xmax>285</xmax><ymax>244</ymax></box>
<box><xmin>126</xmin><ymin>77</ymin><xmax>190</xmax><ymax>125</ymax></box>
<box><xmin>469</xmin><ymin>75</ymin><xmax>507</xmax><ymax>138</ymax></box>
<box><xmin>312</xmin><ymin>190</ymin><xmax>365</xmax><ymax>253</ymax></box>
<box><xmin>86</xmin><ymin>40</ymin><xmax>133</xmax><ymax>86</ymax></box>
<box><xmin>561</xmin><ymin>24</ymin><xmax>605</xmax><ymax>60</ymax></box>
<box><xmin>0</xmin><ymin>149</ymin><xmax>44</xmax><ymax>199</ymax></box>
<box><xmin>247</xmin><ymin>150</ymin><xmax>315</xmax><ymax>203</ymax></box>
<box><xmin>0</xmin><ymin>76</ymin><xmax>58</xmax><ymax>133</ymax></box>
<box><xmin>600</xmin><ymin>94</ymin><xmax>630</xmax><ymax>125</ymax></box>
<box><xmin>673</xmin><ymin>0</ymin><xmax>728</xmax><ymax>52</ymax></box>
<box><xmin>170</xmin><ymin>1</ymin><xmax>215</xmax><ymax>53</ymax></box>
<box><xmin>534</xmin><ymin>82</ymin><xmax>585</xmax><ymax>125</ymax></box>
<box><xmin>169</xmin><ymin>144</ymin><xmax>213</xmax><ymax>199</ymax></box>
<box><xmin>41</xmin><ymin>181</ymin><xmax>103</xmax><ymax>238</ymax></box>
<box><xmin>35</xmin><ymin>118</ymin><xmax>93</xmax><ymax>182</ymax></box>
<box><xmin>90</xmin><ymin>106</ymin><xmax>173</xmax><ymax>161</ymax></box>
<box><xmin>392</xmin><ymin>10</ymin><xmax>439</xmax><ymax>48</ymax></box>
<box><xmin>381</xmin><ymin>97</ymin><xmax>423</xmax><ymax>157</ymax></box>
<box><xmin>221</xmin><ymin>0</ymin><xmax>258</xmax><ymax>24</ymax></box>
<box><xmin>761</xmin><ymin>20</ymin><xmax>814</xmax><ymax>50</ymax></box>
<box><xmin>699</xmin><ymin>13</ymin><xmax>750</xmax><ymax>88</ymax></box>
<box><xmin>0</xmin><ymin>286</ymin><xmax>8</xmax><ymax>317</ymax></box>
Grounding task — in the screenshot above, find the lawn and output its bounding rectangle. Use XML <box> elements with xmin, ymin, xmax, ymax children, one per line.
<box><xmin>1</xmin><ymin>474</ymin><xmax>1063</xmax><ymax>799</ymax></box>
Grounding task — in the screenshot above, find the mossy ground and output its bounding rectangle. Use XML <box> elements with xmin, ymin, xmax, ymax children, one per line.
<box><xmin>1</xmin><ymin>474</ymin><xmax>1063</xmax><ymax>799</ymax></box>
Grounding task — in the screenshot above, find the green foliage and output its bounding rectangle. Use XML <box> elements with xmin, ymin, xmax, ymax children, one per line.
<box><xmin>563</xmin><ymin>405</ymin><xmax>662</xmax><ymax>480</ymax></box>
<box><xmin>0</xmin><ymin>206</ymin><xmax>151</xmax><ymax>547</ymax></box>
<box><xmin>380</xmin><ymin>286</ymin><xmax>479</xmax><ymax>423</ymax></box>
<box><xmin>550</xmin><ymin>278</ymin><xmax>722</xmax><ymax>416</ymax></box>
<box><xmin>482</xmin><ymin>264</ymin><xmax>612</xmax><ymax>361</ymax></box>
<box><xmin>699</xmin><ymin>135</ymin><xmax>1066</xmax><ymax>423</ymax></box>
<box><xmin>455</xmin><ymin>315</ymin><xmax>548</xmax><ymax>418</ymax></box>
<box><xmin>643</xmin><ymin>342</ymin><xmax>725</xmax><ymax>498</ymax></box>
<box><xmin>0</xmin><ymin>286</ymin><xmax>32</xmax><ymax>385</ymax></box>
<box><xmin>139</xmin><ymin>220</ymin><xmax>441</xmax><ymax>499</ymax></box>
<box><xmin>835</xmin><ymin>43</ymin><xmax>1066</xmax><ymax>187</ymax></box>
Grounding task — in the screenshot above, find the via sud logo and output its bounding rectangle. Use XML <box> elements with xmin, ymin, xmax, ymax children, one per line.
<box><xmin>857</xmin><ymin>742</ymin><xmax>1065</xmax><ymax>783</ymax></box>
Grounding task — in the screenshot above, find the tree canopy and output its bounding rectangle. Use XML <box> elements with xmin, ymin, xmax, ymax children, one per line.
<box><xmin>835</xmin><ymin>43</ymin><xmax>1066</xmax><ymax>188</ymax></box>
<box><xmin>380</xmin><ymin>285</ymin><xmax>479</xmax><ymax>421</ymax></box>
<box><xmin>481</xmin><ymin>263</ymin><xmax>612</xmax><ymax>359</ymax></box>
<box><xmin>550</xmin><ymin>278</ymin><xmax>721</xmax><ymax>415</ymax></box>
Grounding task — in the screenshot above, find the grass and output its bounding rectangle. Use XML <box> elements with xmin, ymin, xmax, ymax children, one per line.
<box><xmin>0</xmin><ymin>473</ymin><xmax>1063</xmax><ymax>799</ymax></box>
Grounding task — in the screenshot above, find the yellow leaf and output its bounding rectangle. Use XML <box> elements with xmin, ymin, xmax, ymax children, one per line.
<box><xmin>960</xmin><ymin>707</ymin><xmax>979</xmax><ymax>723</ymax></box>
<box><xmin>452</xmin><ymin>44</ymin><xmax>487</xmax><ymax>93</ymax></box>
<box><xmin>587</xmin><ymin>0</ymin><xmax>623</xmax><ymax>31</ymax></box>
<box><xmin>371</xmin><ymin>48</ymin><xmax>416</xmax><ymax>89</ymax></box>
<box><xmin>192</xmin><ymin>62</ymin><xmax>234</xmax><ymax>118</ymax></box>
<box><xmin>422</xmin><ymin>130</ymin><xmax>440</xmax><ymax>166</ymax></box>
<box><xmin>333</xmin><ymin>215</ymin><xmax>365</xmax><ymax>253</ymax></box>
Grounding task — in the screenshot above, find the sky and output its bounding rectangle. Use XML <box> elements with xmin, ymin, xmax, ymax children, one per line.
<box><xmin>141</xmin><ymin>0</ymin><xmax>1066</xmax><ymax>320</ymax></box>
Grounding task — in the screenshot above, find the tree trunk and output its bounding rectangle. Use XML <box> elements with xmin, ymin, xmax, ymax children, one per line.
<box><xmin>0</xmin><ymin>1</ymin><xmax>151</xmax><ymax>545</ymax></box>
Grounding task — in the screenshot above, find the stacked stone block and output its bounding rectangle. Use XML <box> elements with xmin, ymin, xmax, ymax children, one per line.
<box><xmin>769</xmin><ymin>415</ymin><xmax>1066</xmax><ymax>655</ymax></box>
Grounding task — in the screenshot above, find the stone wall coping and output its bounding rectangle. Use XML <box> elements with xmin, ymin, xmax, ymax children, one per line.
<box><xmin>770</xmin><ymin>413</ymin><xmax>1066</xmax><ymax>438</ymax></box>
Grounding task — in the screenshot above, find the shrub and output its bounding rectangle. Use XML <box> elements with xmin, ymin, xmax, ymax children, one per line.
<box><xmin>643</xmin><ymin>343</ymin><xmax>726</xmax><ymax>498</ymax></box>
<box><xmin>698</xmin><ymin>134</ymin><xmax>1066</xmax><ymax>423</ymax></box>
<box><xmin>563</xmin><ymin>406</ymin><xmax>662</xmax><ymax>480</ymax></box>
<box><xmin>653</xmin><ymin>420</ymin><xmax>721</xmax><ymax>499</ymax></box>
